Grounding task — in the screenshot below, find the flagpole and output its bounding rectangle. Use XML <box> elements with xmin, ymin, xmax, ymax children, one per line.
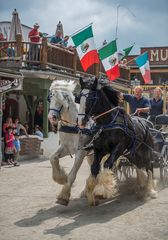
<box><xmin>126</xmin><ymin>51</ymin><xmax>148</xmax><ymax>65</ymax></box>
<box><xmin>115</xmin><ymin>4</ymin><xmax>136</xmax><ymax>40</ymax></box>
<box><xmin>126</xmin><ymin>57</ymin><xmax>136</xmax><ymax>65</ymax></box>
<box><xmin>70</xmin><ymin>22</ymin><xmax>93</xmax><ymax>38</ymax></box>
<box><xmin>115</xmin><ymin>4</ymin><xmax>121</xmax><ymax>40</ymax></box>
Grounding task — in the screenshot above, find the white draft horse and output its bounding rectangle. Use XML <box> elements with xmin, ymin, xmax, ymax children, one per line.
<box><xmin>48</xmin><ymin>80</ymin><xmax>93</xmax><ymax>205</ymax></box>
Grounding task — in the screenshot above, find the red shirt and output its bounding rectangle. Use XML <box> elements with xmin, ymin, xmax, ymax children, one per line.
<box><xmin>5</xmin><ymin>132</ymin><xmax>15</xmax><ymax>148</ymax></box>
<box><xmin>28</xmin><ymin>29</ymin><xmax>40</xmax><ymax>43</ymax></box>
<box><xmin>0</xmin><ymin>33</ymin><xmax>8</xmax><ymax>48</ymax></box>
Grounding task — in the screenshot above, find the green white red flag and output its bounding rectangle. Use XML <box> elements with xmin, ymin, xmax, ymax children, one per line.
<box><xmin>71</xmin><ymin>25</ymin><xmax>99</xmax><ymax>72</ymax></box>
<box><xmin>98</xmin><ymin>40</ymin><xmax>120</xmax><ymax>81</ymax></box>
<box><xmin>118</xmin><ymin>44</ymin><xmax>134</xmax><ymax>61</ymax></box>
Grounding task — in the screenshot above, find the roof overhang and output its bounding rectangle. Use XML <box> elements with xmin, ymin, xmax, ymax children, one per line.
<box><xmin>0</xmin><ymin>68</ymin><xmax>23</xmax><ymax>93</ymax></box>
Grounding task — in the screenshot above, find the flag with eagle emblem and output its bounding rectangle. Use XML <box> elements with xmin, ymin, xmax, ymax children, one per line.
<box><xmin>98</xmin><ymin>40</ymin><xmax>120</xmax><ymax>81</ymax></box>
<box><xmin>71</xmin><ymin>25</ymin><xmax>99</xmax><ymax>72</ymax></box>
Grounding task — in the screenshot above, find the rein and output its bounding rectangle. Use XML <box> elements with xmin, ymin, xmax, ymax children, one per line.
<box><xmin>93</xmin><ymin>106</ymin><xmax>120</xmax><ymax>120</ymax></box>
<box><xmin>60</xmin><ymin>118</ymin><xmax>77</xmax><ymax>126</ymax></box>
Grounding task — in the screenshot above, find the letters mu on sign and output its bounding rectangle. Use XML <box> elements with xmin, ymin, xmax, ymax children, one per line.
<box><xmin>142</xmin><ymin>47</ymin><xmax>168</xmax><ymax>65</ymax></box>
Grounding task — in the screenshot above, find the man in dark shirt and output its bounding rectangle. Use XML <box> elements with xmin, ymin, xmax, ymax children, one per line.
<box><xmin>122</xmin><ymin>86</ymin><xmax>151</xmax><ymax>118</ymax></box>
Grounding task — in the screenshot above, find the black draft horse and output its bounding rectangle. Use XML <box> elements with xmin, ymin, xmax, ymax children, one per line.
<box><xmin>79</xmin><ymin>77</ymin><xmax>157</xmax><ymax>205</ymax></box>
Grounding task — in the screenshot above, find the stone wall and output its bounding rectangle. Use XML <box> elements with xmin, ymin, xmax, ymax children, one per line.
<box><xmin>20</xmin><ymin>135</ymin><xmax>43</xmax><ymax>157</ymax></box>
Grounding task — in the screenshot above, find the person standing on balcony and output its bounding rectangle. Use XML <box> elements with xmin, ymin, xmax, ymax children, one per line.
<box><xmin>50</xmin><ymin>30</ymin><xmax>62</xmax><ymax>46</ymax></box>
<box><xmin>59</xmin><ymin>35</ymin><xmax>74</xmax><ymax>52</ymax></box>
<box><xmin>28</xmin><ymin>23</ymin><xmax>41</xmax><ymax>65</ymax></box>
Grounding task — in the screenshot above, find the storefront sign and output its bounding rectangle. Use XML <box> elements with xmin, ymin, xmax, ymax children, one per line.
<box><xmin>141</xmin><ymin>47</ymin><xmax>168</xmax><ymax>65</ymax></box>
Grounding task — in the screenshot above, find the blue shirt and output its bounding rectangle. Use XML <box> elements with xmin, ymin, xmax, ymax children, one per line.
<box><xmin>50</xmin><ymin>36</ymin><xmax>62</xmax><ymax>44</ymax></box>
<box><xmin>60</xmin><ymin>39</ymin><xmax>68</xmax><ymax>47</ymax></box>
<box><xmin>35</xmin><ymin>130</ymin><xmax>43</xmax><ymax>138</ymax></box>
<box><xmin>150</xmin><ymin>98</ymin><xmax>163</xmax><ymax>116</ymax></box>
<box><xmin>123</xmin><ymin>94</ymin><xmax>151</xmax><ymax>118</ymax></box>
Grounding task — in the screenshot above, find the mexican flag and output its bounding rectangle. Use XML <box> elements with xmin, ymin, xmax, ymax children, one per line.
<box><xmin>71</xmin><ymin>25</ymin><xmax>99</xmax><ymax>72</ymax></box>
<box><xmin>98</xmin><ymin>40</ymin><xmax>120</xmax><ymax>81</ymax></box>
<box><xmin>118</xmin><ymin>44</ymin><xmax>134</xmax><ymax>61</ymax></box>
<box><xmin>135</xmin><ymin>51</ymin><xmax>152</xmax><ymax>84</ymax></box>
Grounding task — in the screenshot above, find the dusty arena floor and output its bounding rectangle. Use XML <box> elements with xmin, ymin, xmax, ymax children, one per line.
<box><xmin>0</xmin><ymin>133</ymin><xmax>168</xmax><ymax>240</ymax></box>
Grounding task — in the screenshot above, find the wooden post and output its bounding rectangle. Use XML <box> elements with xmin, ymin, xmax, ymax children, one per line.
<box><xmin>73</xmin><ymin>50</ymin><xmax>77</xmax><ymax>74</ymax></box>
<box><xmin>95</xmin><ymin>63</ymin><xmax>99</xmax><ymax>78</ymax></box>
<box><xmin>24</xmin><ymin>95</ymin><xmax>39</xmax><ymax>134</ymax></box>
<box><xmin>41</xmin><ymin>37</ymin><xmax>47</xmax><ymax>69</ymax></box>
<box><xmin>16</xmin><ymin>33</ymin><xmax>22</xmax><ymax>57</ymax></box>
<box><xmin>0</xmin><ymin>93</ymin><xmax>3</xmax><ymax>168</ymax></box>
<box><xmin>43</xmin><ymin>89</ymin><xmax>48</xmax><ymax>138</ymax></box>
<box><xmin>163</xmin><ymin>85</ymin><xmax>167</xmax><ymax>114</ymax></box>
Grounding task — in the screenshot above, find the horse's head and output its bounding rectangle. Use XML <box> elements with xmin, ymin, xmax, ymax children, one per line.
<box><xmin>48</xmin><ymin>87</ymin><xmax>74</xmax><ymax>132</ymax></box>
<box><xmin>78</xmin><ymin>77</ymin><xmax>120</xmax><ymax>126</ymax></box>
<box><xmin>77</xmin><ymin>77</ymin><xmax>98</xmax><ymax>127</ymax></box>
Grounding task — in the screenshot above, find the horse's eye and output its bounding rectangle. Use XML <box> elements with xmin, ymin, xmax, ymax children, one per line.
<box><xmin>75</xmin><ymin>96</ymin><xmax>80</xmax><ymax>104</ymax></box>
<box><xmin>47</xmin><ymin>96</ymin><xmax>51</xmax><ymax>102</ymax></box>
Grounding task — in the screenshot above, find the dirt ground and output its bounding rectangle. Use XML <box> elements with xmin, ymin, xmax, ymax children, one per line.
<box><xmin>0</xmin><ymin>133</ymin><xmax>168</xmax><ymax>240</ymax></box>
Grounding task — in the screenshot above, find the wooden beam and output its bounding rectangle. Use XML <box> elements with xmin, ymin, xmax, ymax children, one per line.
<box><xmin>130</xmin><ymin>68</ymin><xmax>168</xmax><ymax>73</ymax></box>
<box><xmin>43</xmin><ymin>89</ymin><xmax>49</xmax><ymax>138</ymax></box>
<box><xmin>41</xmin><ymin>37</ymin><xmax>48</xmax><ymax>69</ymax></box>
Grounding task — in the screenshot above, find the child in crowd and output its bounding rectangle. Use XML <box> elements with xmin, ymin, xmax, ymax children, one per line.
<box><xmin>13</xmin><ymin>118</ymin><xmax>29</xmax><ymax>137</ymax></box>
<box><xmin>13</xmin><ymin>133</ymin><xmax>21</xmax><ymax>166</ymax></box>
<box><xmin>5</xmin><ymin>126</ymin><xmax>15</xmax><ymax>165</ymax></box>
<box><xmin>34</xmin><ymin>125</ymin><xmax>44</xmax><ymax>138</ymax></box>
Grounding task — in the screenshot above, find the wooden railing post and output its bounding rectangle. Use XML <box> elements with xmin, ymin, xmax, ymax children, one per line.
<box><xmin>16</xmin><ymin>33</ymin><xmax>22</xmax><ymax>57</ymax></box>
<box><xmin>163</xmin><ymin>85</ymin><xmax>167</xmax><ymax>114</ymax></box>
<box><xmin>95</xmin><ymin>63</ymin><xmax>99</xmax><ymax>78</ymax></box>
<box><xmin>41</xmin><ymin>37</ymin><xmax>47</xmax><ymax>69</ymax></box>
<box><xmin>73</xmin><ymin>49</ymin><xmax>77</xmax><ymax>74</ymax></box>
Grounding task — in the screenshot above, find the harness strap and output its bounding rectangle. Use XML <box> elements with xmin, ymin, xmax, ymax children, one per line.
<box><xmin>49</xmin><ymin>106</ymin><xmax>63</xmax><ymax>113</ymax></box>
<box><xmin>93</xmin><ymin>106</ymin><xmax>120</xmax><ymax>120</ymax></box>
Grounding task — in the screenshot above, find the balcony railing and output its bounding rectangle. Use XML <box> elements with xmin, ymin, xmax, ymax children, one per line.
<box><xmin>0</xmin><ymin>34</ymin><xmax>130</xmax><ymax>80</ymax></box>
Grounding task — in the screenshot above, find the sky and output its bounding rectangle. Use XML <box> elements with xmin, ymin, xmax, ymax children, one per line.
<box><xmin>0</xmin><ymin>0</ymin><xmax>168</xmax><ymax>54</ymax></box>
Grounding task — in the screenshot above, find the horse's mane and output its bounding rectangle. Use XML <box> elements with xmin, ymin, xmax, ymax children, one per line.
<box><xmin>50</xmin><ymin>80</ymin><xmax>77</xmax><ymax>92</ymax></box>
<box><xmin>101</xmin><ymin>85</ymin><xmax>120</xmax><ymax>107</ymax></box>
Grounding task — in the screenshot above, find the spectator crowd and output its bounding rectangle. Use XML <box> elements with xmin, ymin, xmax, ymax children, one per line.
<box><xmin>1</xmin><ymin>116</ymin><xmax>44</xmax><ymax>167</ymax></box>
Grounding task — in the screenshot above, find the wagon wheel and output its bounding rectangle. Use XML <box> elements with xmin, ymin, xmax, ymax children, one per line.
<box><xmin>160</xmin><ymin>145</ymin><xmax>168</xmax><ymax>186</ymax></box>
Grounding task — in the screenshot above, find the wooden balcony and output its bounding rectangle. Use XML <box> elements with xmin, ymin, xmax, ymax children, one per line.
<box><xmin>0</xmin><ymin>34</ymin><xmax>130</xmax><ymax>80</ymax></box>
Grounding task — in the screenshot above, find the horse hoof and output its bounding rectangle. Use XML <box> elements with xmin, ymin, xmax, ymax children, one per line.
<box><xmin>80</xmin><ymin>191</ymin><xmax>87</xmax><ymax>198</ymax></box>
<box><xmin>89</xmin><ymin>199</ymin><xmax>99</xmax><ymax>206</ymax></box>
<box><xmin>94</xmin><ymin>199</ymin><xmax>99</xmax><ymax>206</ymax></box>
<box><xmin>56</xmin><ymin>198</ymin><xmax>69</xmax><ymax>206</ymax></box>
<box><xmin>94</xmin><ymin>194</ymin><xmax>105</xmax><ymax>200</ymax></box>
<box><xmin>150</xmin><ymin>190</ymin><xmax>158</xmax><ymax>199</ymax></box>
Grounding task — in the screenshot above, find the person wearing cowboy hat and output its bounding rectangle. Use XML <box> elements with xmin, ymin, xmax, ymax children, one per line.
<box><xmin>28</xmin><ymin>23</ymin><xmax>41</xmax><ymax>65</ymax></box>
<box><xmin>29</xmin><ymin>23</ymin><xmax>41</xmax><ymax>43</ymax></box>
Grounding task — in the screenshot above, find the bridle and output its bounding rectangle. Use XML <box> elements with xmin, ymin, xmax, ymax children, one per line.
<box><xmin>48</xmin><ymin>91</ymin><xmax>64</xmax><ymax>120</ymax></box>
<box><xmin>77</xmin><ymin>89</ymin><xmax>99</xmax><ymax>123</ymax></box>
<box><xmin>49</xmin><ymin>105</ymin><xmax>63</xmax><ymax>119</ymax></box>
<box><xmin>78</xmin><ymin>88</ymin><xmax>117</xmax><ymax>123</ymax></box>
